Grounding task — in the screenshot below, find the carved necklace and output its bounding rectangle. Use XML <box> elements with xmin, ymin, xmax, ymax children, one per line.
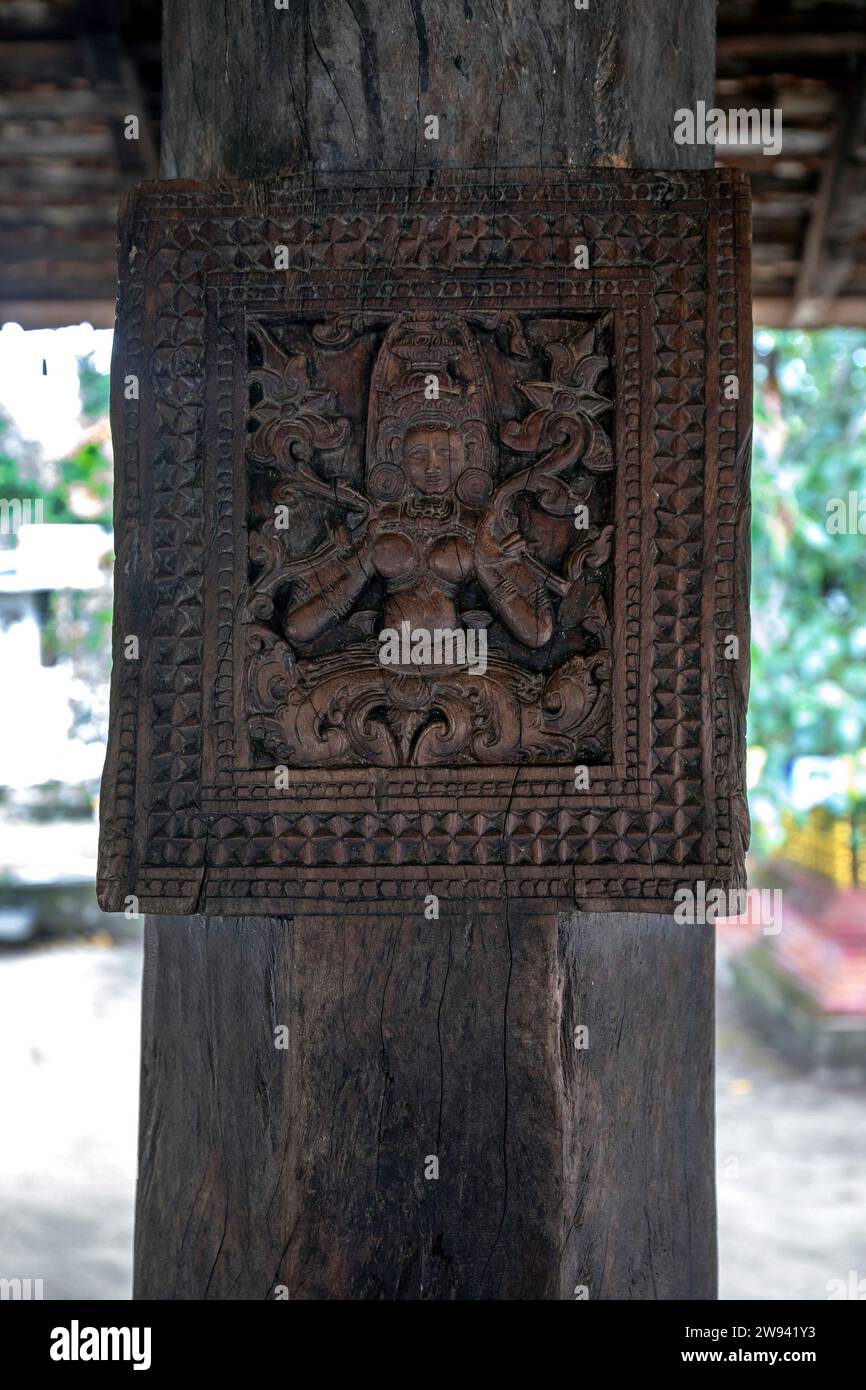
<box><xmin>402</xmin><ymin>492</ymin><xmax>454</xmax><ymax>521</ymax></box>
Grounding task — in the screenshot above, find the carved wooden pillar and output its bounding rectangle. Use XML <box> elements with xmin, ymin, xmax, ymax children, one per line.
<box><xmin>104</xmin><ymin>0</ymin><xmax>749</xmax><ymax>1299</ymax></box>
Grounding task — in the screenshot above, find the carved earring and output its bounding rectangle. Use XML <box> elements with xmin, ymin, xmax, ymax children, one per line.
<box><xmin>456</xmin><ymin>468</ymin><xmax>493</xmax><ymax>507</ymax></box>
<box><xmin>368</xmin><ymin>463</ymin><xmax>406</xmax><ymax>503</ymax></box>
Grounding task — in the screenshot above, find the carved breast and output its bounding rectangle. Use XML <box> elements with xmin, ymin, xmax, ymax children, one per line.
<box><xmin>428</xmin><ymin>534</ymin><xmax>473</xmax><ymax>585</ymax></box>
<box><xmin>371</xmin><ymin>527</ymin><xmax>474</xmax><ymax>588</ymax></box>
<box><xmin>370</xmin><ymin>531</ymin><xmax>414</xmax><ymax>580</ymax></box>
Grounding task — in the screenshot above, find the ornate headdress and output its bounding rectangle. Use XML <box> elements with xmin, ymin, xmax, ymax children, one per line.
<box><xmin>366</xmin><ymin>312</ymin><xmax>497</xmax><ymax>508</ymax></box>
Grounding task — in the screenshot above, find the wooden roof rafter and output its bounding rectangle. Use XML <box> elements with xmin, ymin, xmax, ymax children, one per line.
<box><xmin>2</xmin><ymin>0</ymin><xmax>866</xmax><ymax>329</ymax></box>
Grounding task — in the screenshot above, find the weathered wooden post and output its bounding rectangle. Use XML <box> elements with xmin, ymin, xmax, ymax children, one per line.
<box><xmin>99</xmin><ymin>0</ymin><xmax>750</xmax><ymax>1298</ymax></box>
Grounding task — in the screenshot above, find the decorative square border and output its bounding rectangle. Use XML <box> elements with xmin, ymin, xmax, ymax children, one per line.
<box><xmin>97</xmin><ymin>167</ymin><xmax>751</xmax><ymax>917</ymax></box>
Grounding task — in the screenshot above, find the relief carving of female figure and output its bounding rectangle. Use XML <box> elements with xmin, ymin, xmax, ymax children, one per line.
<box><xmin>245</xmin><ymin>311</ymin><xmax>613</xmax><ymax>766</ymax></box>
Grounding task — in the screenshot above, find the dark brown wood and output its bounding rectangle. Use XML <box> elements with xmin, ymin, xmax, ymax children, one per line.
<box><xmin>99</xmin><ymin>165</ymin><xmax>750</xmax><ymax>918</ymax></box>
<box><xmin>754</xmin><ymin>296</ymin><xmax>866</xmax><ymax>328</ymax></box>
<box><xmin>160</xmin><ymin>0</ymin><xmax>714</xmax><ymax>178</ymax></box>
<box><xmin>0</xmin><ymin>299</ymin><xmax>116</xmax><ymax>329</ymax></box>
<box><xmin>0</xmin><ymin>0</ymin><xmax>161</xmax><ymax>320</ymax></box>
<box><xmin>79</xmin><ymin>0</ymin><xmax>159</xmax><ymax>178</ymax></box>
<box><xmin>127</xmin><ymin>0</ymin><xmax>736</xmax><ymax>1299</ymax></box>
<box><xmin>135</xmin><ymin>907</ymin><xmax>715</xmax><ymax>1299</ymax></box>
<box><xmin>717</xmin><ymin>31</ymin><xmax>866</xmax><ymax>58</ymax></box>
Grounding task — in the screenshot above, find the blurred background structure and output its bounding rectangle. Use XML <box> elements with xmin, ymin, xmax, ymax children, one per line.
<box><xmin>0</xmin><ymin>0</ymin><xmax>159</xmax><ymax>329</ymax></box>
<box><xmin>0</xmin><ymin>0</ymin><xmax>865</xmax><ymax>1301</ymax></box>
<box><xmin>3</xmin><ymin>0</ymin><xmax>866</xmax><ymax>329</ymax></box>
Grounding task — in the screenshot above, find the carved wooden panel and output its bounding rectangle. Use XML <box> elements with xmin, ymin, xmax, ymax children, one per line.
<box><xmin>97</xmin><ymin>168</ymin><xmax>751</xmax><ymax>916</ymax></box>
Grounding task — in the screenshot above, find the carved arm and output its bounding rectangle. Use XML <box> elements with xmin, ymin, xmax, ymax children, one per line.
<box><xmin>283</xmin><ymin>525</ymin><xmax>371</xmax><ymax>645</ymax></box>
<box><xmin>473</xmin><ymin>512</ymin><xmax>555</xmax><ymax>649</ymax></box>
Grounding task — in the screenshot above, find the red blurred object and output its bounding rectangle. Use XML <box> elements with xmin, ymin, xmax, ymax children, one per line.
<box><xmin>719</xmin><ymin>866</ymin><xmax>866</xmax><ymax>1016</ymax></box>
<box><xmin>775</xmin><ymin>891</ymin><xmax>866</xmax><ymax>1015</ymax></box>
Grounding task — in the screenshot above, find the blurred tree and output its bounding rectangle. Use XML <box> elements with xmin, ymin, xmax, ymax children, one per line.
<box><xmin>0</xmin><ymin>411</ymin><xmax>75</xmax><ymax>528</ymax></box>
<box><xmin>77</xmin><ymin>352</ymin><xmax>111</xmax><ymax>422</ymax></box>
<box><xmin>0</xmin><ymin>354</ymin><xmax>112</xmax><ymax>531</ymax></box>
<box><xmin>0</xmin><ymin>353</ymin><xmax>114</xmax><ymax>751</ymax></box>
<box><xmin>750</xmin><ymin>329</ymin><xmax>866</xmax><ymax>850</ymax></box>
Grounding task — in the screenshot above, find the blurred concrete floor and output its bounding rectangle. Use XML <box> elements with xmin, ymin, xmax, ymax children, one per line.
<box><xmin>716</xmin><ymin>948</ymin><xmax>866</xmax><ymax>1300</ymax></box>
<box><xmin>0</xmin><ymin>934</ymin><xmax>141</xmax><ymax>1300</ymax></box>
<box><xmin>0</xmin><ymin>935</ymin><xmax>863</xmax><ymax>1300</ymax></box>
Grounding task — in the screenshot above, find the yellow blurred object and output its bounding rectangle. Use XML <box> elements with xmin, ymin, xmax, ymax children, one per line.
<box><xmin>731</xmin><ymin>1078</ymin><xmax>752</xmax><ymax>1096</ymax></box>
<box><xmin>780</xmin><ymin>808</ymin><xmax>857</xmax><ymax>889</ymax></box>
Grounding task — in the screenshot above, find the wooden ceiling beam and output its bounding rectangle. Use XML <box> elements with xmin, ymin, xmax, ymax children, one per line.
<box><xmin>0</xmin><ymin>298</ymin><xmax>115</xmax><ymax>328</ymax></box>
<box><xmin>0</xmin><ymin>201</ymin><xmax>118</xmax><ymax>227</ymax></box>
<box><xmin>0</xmin><ymin>166</ymin><xmax>123</xmax><ymax>193</ymax></box>
<box><xmin>0</xmin><ymin>129</ymin><xmax>113</xmax><ymax>156</ymax></box>
<box><xmin>78</xmin><ymin>0</ymin><xmax>158</xmax><ymax>177</ymax></box>
<box><xmin>718</xmin><ymin>33</ymin><xmax>866</xmax><ymax>58</ymax></box>
<box><xmin>793</xmin><ymin>60</ymin><xmax>866</xmax><ymax>326</ymax></box>
<box><xmin>755</xmin><ymin>295</ymin><xmax>866</xmax><ymax>327</ymax></box>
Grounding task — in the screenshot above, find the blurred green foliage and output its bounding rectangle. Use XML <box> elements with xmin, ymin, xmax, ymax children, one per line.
<box><xmin>0</xmin><ymin>353</ymin><xmax>111</xmax><ymax>530</ymax></box>
<box><xmin>77</xmin><ymin>352</ymin><xmax>111</xmax><ymax>422</ymax></box>
<box><xmin>750</xmin><ymin>329</ymin><xmax>866</xmax><ymax>849</ymax></box>
<box><xmin>0</xmin><ymin>353</ymin><xmax>113</xmax><ymax>747</ymax></box>
<box><xmin>0</xmin><ymin>421</ymin><xmax>71</xmax><ymax>523</ymax></box>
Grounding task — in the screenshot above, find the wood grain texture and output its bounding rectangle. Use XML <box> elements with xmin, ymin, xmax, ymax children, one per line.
<box><xmin>136</xmin><ymin>909</ymin><xmax>715</xmax><ymax>1299</ymax></box>
<box><xmin>161</xmin><ymin>0</ymin><xmax>715</xmax><ymax>180</ymax></box>
<box><xmin>133</xmin><ymin>0</ymin><xmax>723</xmax><ymax>1299</ymax></box>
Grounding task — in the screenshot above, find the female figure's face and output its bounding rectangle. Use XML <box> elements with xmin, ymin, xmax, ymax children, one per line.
<box><xmin>402</xmin><ymin>426</ymin><xmax>466</xmax><ymax>496</ymax></box>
